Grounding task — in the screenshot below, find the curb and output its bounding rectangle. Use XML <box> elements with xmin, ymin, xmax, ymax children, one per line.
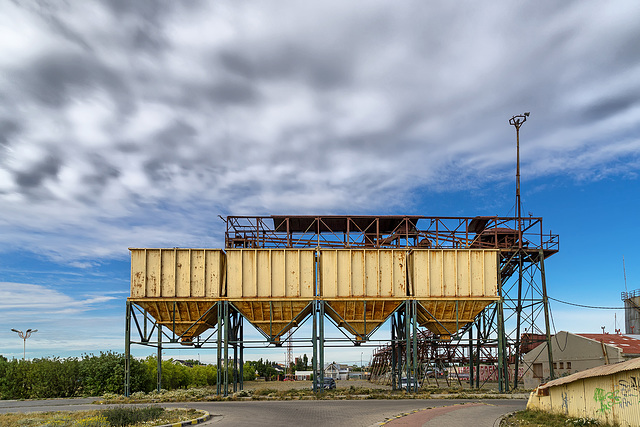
<box><xmin>497</xmin><ymin>410</ymin><xmax>518</xmax><ymax>426</ymax></box>
<box><xmin>376</xmin><ymin>407</ymin><xmax>432</xmax><ymax>425</ymax></box>
<box><xmin>156</xmin><ymin>410</ymin><xmax>211</xmax><ymax>427</ymax></box>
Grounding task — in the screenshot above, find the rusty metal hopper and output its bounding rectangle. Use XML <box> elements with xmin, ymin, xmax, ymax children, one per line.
<box><xmin>410</xmin><ymin>249</ymin><xmax>499</xmax><ymax>339</ymax></box>
<box><xmin>319</xmin><ymin>249</ymin><xmax>408</xmax><ymax>340</ymax></box>
<box><xmin>129</xmin><ymin>248</ymin><xmax>225</xmax><ymax>343</ymax></box>
<box><xmin>226</xmin><ymin>249</ymin><xmax>315</xmax><ymax>342</ymax></box>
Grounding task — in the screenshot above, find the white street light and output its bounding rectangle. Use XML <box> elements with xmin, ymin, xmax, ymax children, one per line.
<box><xmin>11</xmin><ymin>328</ymin><xmax>38</xmax><ymax>360</ymax></box>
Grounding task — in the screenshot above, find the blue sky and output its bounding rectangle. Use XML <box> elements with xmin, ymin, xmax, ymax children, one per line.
<box><xmin>1</xmin><ymin>1</ymin><xmax>640</xmax><ymax>365</ymax></box>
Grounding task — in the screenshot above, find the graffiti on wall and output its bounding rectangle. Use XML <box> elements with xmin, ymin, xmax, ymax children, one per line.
<box><xmin>593</xmin><ymin>376</ymin><xmax>640</xmax><ymax>413</ymax></box>
<box><xmin>593</xmin><ymin>388</ymin><xmax>620</xmax><ymax>413</ymax></box>
<box><xmin>617</xmin><ymin>376</ymin><xmax>640</xmax><ymax>409</ymax></box>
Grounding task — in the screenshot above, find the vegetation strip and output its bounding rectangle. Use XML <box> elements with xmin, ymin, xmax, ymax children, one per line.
<box><xmin>0</xmin><ymin>407</ymin><xmax>206</xmax><ymax>427</ymax></box>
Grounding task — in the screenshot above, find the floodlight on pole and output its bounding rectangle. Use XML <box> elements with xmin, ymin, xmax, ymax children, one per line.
<box><xmin>11</xmin><ymin>328</ymin><xmax>38</xmax><ymax>360</ymax></box>
<box><xmin>509</xmin><ymin>112</ymin><xmax>530</xmax><ymax>247</ymax></box>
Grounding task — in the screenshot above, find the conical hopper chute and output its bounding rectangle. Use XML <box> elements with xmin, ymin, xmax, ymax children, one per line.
<box><xmin>320</xmin><ymin>249</ymin><xmax>408</xmax><ymax>340</ymax></box>
<box><xmin>409</xmin><ymin>249</ymin><xmax>499</xmax><ymax>339</ymax></box>
<box><xmin>133</xmin><ymin>300</ymin><xmax>219</xmax><ymax>344</ymax></box>
<box><xmin>129</xmin><ymin>248</ymin><xmax>225</xmax><ymax>344</ymax></box>
<box><xmin>226</xmin><ymin>249</ymin><xmax>315</xmax><ymax>343</ymax></box>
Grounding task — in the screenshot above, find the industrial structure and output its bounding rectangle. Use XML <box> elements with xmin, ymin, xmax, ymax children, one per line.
<box><xmin>124</xmin><ymin>113</ymin><xmax>557</xmax><ymax>395</ymax></box>
<box><xmin>125</xmin><ymin>214</ymin><xmax>558</xmax><ymax>395</ymax></box>
<box><xmin>622</xmin><ymin>289</ymin><xmax>640</xmax><ymax>334</ymax></box>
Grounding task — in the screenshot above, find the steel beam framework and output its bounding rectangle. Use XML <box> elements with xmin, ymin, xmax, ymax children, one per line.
<box><xmin>125</xmin><ymin>215</ymin><xmax>557</xmax><ymax>395</ymax></box>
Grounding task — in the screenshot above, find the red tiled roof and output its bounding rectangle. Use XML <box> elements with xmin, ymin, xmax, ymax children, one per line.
<box><xmin>576</xmin><ymin>334</ymin><xmax>640</xmax><ymax>355</ymax></box>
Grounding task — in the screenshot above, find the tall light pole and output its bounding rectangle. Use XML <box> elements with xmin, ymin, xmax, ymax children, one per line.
<box><xmin>508</xmin><ymin>112</ymin><xmax>530</xmax><ymax>390</ymax></box>
<box><xmin>508</xmin><ymin>112</ymin><xmax>530</xmax><ymax>241</ymax></box>
<box><xmin>11</xmin><ymin>328</ymin><xmax>37</xmax><ymax>360</ymax></box>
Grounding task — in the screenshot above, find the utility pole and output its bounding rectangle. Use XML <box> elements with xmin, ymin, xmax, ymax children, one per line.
<box><xmin>11</xmin><ymin>328</ymin><xmax>38</xmax><ymax>360</ymax></box>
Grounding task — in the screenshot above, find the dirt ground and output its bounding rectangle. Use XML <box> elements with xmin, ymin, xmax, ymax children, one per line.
<box><xmin>242</xmin><ymin>379</ymin><xmax>391</xmax><ymax>391</ymax></box>
<box><xmin>242</xmin><ymin>378</ymin><xmax>501</xmax><ymax>392</ymax></box>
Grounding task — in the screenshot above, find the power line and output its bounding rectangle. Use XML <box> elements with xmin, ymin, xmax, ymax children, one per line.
<box><xmin>548</xmin><ymin>296</ymin><xmax>625</xmax><ymax>310</ymax></box>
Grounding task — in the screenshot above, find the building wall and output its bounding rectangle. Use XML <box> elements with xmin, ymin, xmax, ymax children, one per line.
<box><xmin>295</xmin><ymin>370</ymin><xmax>313</xmax><ymax>380</ymax></box>
<box><xmin>624</xmin><ymin>296</ymin><xmax>640</xmax><ymax>334</ymax></box>
<box><xmin>527</xmin><ymin>368</ymin><xmax>640</xmax><ymax>427</ymax></box>
<box><xmin>523</xmin><ymin>332</ymin><xmax>624</xmax><ymax>389</ymax></box>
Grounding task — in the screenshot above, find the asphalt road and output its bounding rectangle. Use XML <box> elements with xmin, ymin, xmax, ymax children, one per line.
<box><xmin>0</xmin><ymin>397</ymin><xmax>526</xmax><ymax>426</ymax></box>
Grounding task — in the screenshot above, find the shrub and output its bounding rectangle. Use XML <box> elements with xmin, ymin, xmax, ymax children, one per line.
<box><xmin>101</xmin><ymin>406</ymin><xmax>164</xmax><ymax>427</ymax></box>
<box><xmin>80</xmin><ymin>352</ymin><xmax>153</xmax><ymax>396</ymax></box>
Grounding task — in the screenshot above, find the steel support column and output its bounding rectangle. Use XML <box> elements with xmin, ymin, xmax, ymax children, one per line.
<box><xmin>124</xmin><ymin>300</ymin><xmax>131</xmax><ymax>397</ymax></box>
<box><xmin>514</xmin><ymin>252</ymin><xmax>523</xmax><ymax>390</ymax></box>
<box><xmin>224</xmin><ymin>300</ymin><xmax>229</xmax><ymax>396</ymax></box>
<box><xmin>157</xmin><ymin>325</ymin><xmax>162</xmax><ymax>391</ymax></box>
<box><xmin>312</xmin><ymin>299</ymin><xmax>318</xmax><ymax>393</ymax></box>
<box><xmin>391</xmin><ymin>312</ymin><xmax>397</xmax><ymax>390</ymax></box>
<box><xmin>539</xmin><ymin>249</ymin><xmax>555</xmax><ymax>381</ymax></box>
<box><xmin>319</xmin><ymin>300</ymin><xmax>325</xmax><ymax>387</ymax></box>
<box><xmin>216</xmin><ymin>301</ymin><xmax>222</xmax><ymax>396</ymax></box>
<box><xmin>469</xmin><ymin>324</ymin><xmax>474</xmax><ymax>388</ymax></box>
<box><xmin>497</xmin><ymin>297</ymin><xmax>508</xmax><ymax>392</ymax></box>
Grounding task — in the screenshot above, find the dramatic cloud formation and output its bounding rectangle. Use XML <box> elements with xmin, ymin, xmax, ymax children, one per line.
<box><xmin>1</xmin><ymin>0</ymin><xmax>639</xmax><ymax>264</ymax></box>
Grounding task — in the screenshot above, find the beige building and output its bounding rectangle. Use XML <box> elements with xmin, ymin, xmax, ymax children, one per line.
<box><xmin>523</xmin><ymin>331</ymin><xmax>640</xmax><ymax>389</ymax></box>
<box><xmin>527</xmin><ymin>357</ymin><xmax>640</xmax><ymax>426</ymax></box>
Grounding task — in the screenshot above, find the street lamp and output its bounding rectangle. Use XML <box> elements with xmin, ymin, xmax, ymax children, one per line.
<box><xmin>11</xmin><ymin>328</ymin><xmax>38</xmax><ymax>360</ymax></box>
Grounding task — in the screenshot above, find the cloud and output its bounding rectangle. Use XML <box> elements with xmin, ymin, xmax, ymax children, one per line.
<box><xmin>0</xmin><ymin>1</ymin><xmax>639</xmax><ymax>262</ymax></box>
<box><xmin>0</xmin><ymin>282</ymin><xmax>116</xmax><ymax>313</ymax></box>
<box><xmin>0</xmin><ymin>281</ymin><xmax>124</xmax><ymax>358</ymax></box>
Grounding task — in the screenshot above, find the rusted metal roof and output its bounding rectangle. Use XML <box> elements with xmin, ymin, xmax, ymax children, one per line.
<box><xmin>577</xmin><ymin>333</ymin><xmax>640</xmax><ymax>355</ymax></box>
<box><xmin>539</xmin><ymin>357</ymin><xmax>640</xmax><ymax>389</ymax></box>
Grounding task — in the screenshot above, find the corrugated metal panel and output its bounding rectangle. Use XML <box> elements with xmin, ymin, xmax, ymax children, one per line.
<box><xmin>130</xmin><ymin>248</ymin><xmax>224</xmax><ymax>298</ymax></box>
<box><xmin>611</xmin><ymin>368</ymin><xmax>640</xmax><ymax>427</ymax></box>
<box><xmin>540</xmin><ymin>357</ymin><xmax>640</xmax><ymax>389</ymax></box>
<box><xmin>529</xmin><ymin>358</ymin><xmax>640</xmax><ymax>427</ymax></box>
<box><xmin>319</xmin><ymin>249</ymin><xmax>407</xmax><ymax>298</ymax></box>
<box><xmin>226</xmin><ymin>249</ymin><xmax>315</xmax><ymax>298</ymax></box>
<box><xmin>410</xmin><ymin>249</ymin><xmax>498</xmax><ymax>298</ymax></box>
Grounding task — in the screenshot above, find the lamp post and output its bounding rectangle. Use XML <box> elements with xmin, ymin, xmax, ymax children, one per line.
<box><xmin>11</xmin><ymin>328</ymin><xmax>37</xmax><ymax>360</ymax></box>
<box><xmin>508</xmin><ymin>112</ymin><xmax>530</xmax><ymax>240</ymax></box>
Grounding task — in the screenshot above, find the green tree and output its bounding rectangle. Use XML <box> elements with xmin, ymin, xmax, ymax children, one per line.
<box><xmin>243</xmin><ymin>362</ymin><xmax>256</xmax><ymax>381</ymax></box>
<box><xmin>80</xmin><ymin>352</ymin><xmax>153</xmax><ymax>395</ymax></box>
<box><xmin>28</xmin><ymin>357</ymin><xmax>80</xmax><ymax>398</ymax></box>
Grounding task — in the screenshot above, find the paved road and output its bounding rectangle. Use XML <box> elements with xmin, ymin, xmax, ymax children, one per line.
<box><xmin>0</xmin><ymin>398</ymin><xmax>525</xmax><ymax>426</ymax></box>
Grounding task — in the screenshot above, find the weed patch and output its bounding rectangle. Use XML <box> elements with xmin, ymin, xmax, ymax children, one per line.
<box><xmin>501</xmin><ymin>410</ymin><xmax>615</xmax><ymax>427</ymax></box>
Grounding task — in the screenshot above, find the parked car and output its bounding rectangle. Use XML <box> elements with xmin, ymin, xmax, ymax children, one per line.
<box><xmin>313</xmin><ymin>377</ymin><xmax>337</xmax><ymax>390</ymax></box>
<box><xmin>400</xmin><ymin>377</ymin><xmax>421</xmax><ymax>389</ymax></box>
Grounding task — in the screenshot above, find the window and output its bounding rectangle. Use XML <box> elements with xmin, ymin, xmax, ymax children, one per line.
<box><xmin>553</xmin><ymin>362</ymin><xmax>557</xmax><ymax>370</ymax></box>
<box><xmin>559</xmin><ymin>362</ymin><xmax>564</xmax><ymax>369</ymax></box>
<box><xmin>567</xmin><ymin>362</ymin><xmax>572</xmax><ymax>370</ymax></box>
<box><xmin>533</xmin><ymin>363</ymin><xmax>543</xmax><ymax>378</ymax></box>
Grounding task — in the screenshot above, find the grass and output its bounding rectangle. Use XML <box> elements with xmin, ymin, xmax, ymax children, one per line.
<box><xmin>0</xmin><ymin>408</ymin><xmax>203</xmax><ymax>427</ymax></box>
<box><xmin>501</xmin><ymin>410</ymin><xmax>617</xmax><ymax>427</ymax></box>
